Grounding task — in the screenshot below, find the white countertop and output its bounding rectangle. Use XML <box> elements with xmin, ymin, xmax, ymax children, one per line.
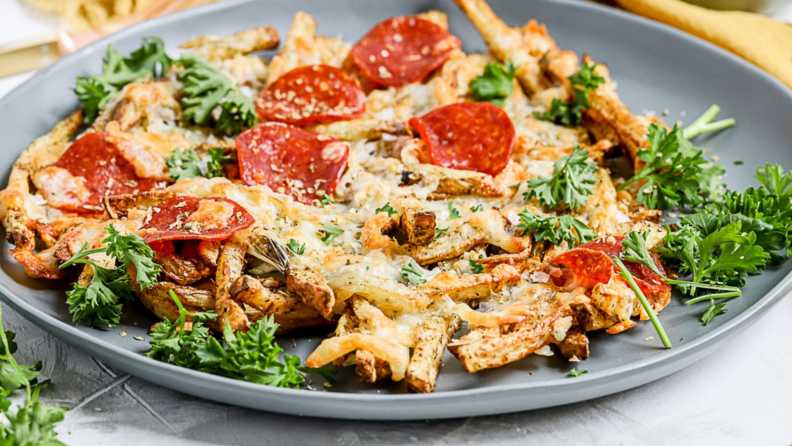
<box><xmin>1</xmin><ymin>3</ymin><xmax>792</xmax><ymax>444</ymax></box>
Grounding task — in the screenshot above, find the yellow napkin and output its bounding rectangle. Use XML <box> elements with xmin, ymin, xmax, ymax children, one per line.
<box><xmin>615</xmin><ymin>0</ymin><xmax>792</xmax><ymax>89</ymax></box>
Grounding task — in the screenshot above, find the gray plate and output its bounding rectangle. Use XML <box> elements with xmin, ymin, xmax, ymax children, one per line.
<box><xmin>1</xmin><ymin>0</ymin><xmax>791</xmax><ymax>421</ymax></box>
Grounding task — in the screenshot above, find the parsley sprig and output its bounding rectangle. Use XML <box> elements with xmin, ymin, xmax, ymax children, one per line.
<box><xmin>75</xmin><ymin>37</ymin><xmax>171</xmax><ymax>123</ymax></box>
<box><xmin>59</xmin><ymin>225</ymin><xmax>161</xmax><ymax>327</ymax></box>
<box><xmin>166</xmin><ymin>147</ymin><xmax>232</xmax><ymax>182</ymax></box>
<box><xmin>319</xmin><ymin>223</ymin><xmax>344</xmax><ymax>245</ymax></box>
<box><xmin>400</xmin><ymin>259</ymin><xmax>428</xmax><ymax>285</ymax></box>
<box><xmin>447</xmin><ymin>202</ymin><xmax>461</xmax><ymax>220</ymax></box>
<box><xmin>533</xmin><ymin>62</ymin><xmax>604</xmax><ymax>126</ymax></box>
<box><xmin>0</xmin><ymin>306</ymin><xmax>67</xmax><ymax>445</ymax></box>
<box><xmin>287</xmin><ymin>239</ymin><xmax>306</xmax><ymax>255</ymax></box>
<box><xmin>177</xmin><ymin>53</ymin><xmax>257</xmax><ymax>136</ymax></box>
<box><xmin>147</xmin><ymin>291</ymin><xmax>334</xmax><ymax>388</ymax></box>
<box><xmin>523</xmin><ymin>146</ymin><xmax>598</xmax><ymax>211</ymax></box>
<box><xmin>568</xmin><ymin>368</ymin><xmax>588</xmax><ymax>378</ymax></box>
<box><xmin>620</xmin><ymin>123</ymin><xmax>724</xmax><ymax>210</ymax></box>
<box><xmin>375</xmin><ymin>202</ymin><xmax>398</xmax><ymax>216</ymax></box>
<box><xmin>469</xmin><ymin>61</ymin><xmax>517</xmax><ymax>107</ymax></box>
<box><xmin>518</xmin><ymin>208</ymin><xmax>596</xmax><ymax>247</ymax></box>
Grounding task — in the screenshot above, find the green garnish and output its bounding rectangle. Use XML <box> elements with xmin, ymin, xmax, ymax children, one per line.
<box><xmin>435</xmin><ymin>227</ymin><xmax>449</xmax><ymax>238</ymax></box>
<box><xmin>533</xmin><ymin>62</ymin><xmax>604</xmax><ymax>126</ymax></box>
<box><xmin>682</xmin><ymin>104</ymin><xmax>735</xmax><ymax>139</ymax></box>
<box><xmin>0</xmin><ymin>306</ymin><xmax>67</xmax><ymax>444</ymax></box>
<box><xmin>286</xmin><ymin>239</ymin><xmax>306</xmax><ymax>255</ymax></box>
<box><xmin>177</xmin><ymin>53</ymin><xmax>257</xmax><ymax>136</ymax></box>
<box><xmin>206</xmin><ymin>148</ymin><xmax>231</xmax><ymax>178</ymax></box>
<box><xmin>166</xmin><ymin>147</ymin><xmax>230</xmax><ymax>181</ymax></box>
<box><xmin>400</xmin><ymin>259</ymin><xmax>427</xmax><ymax>285</ymax></box>
<box><xmin>620</xmin><ymin>123</ymin><xmax>724</xmax><ymax>210</ymax></box>
<box><xmin>447</xmin><ymin>202</ymin><xmax>461</xmax><ymax>219</ymax></box>
<box><xmin>612</xmin><ymin>257</ymin><xmax>672</xmax><ymax>348</ymax></box>
<box><xmin>568</xmin><ymin>368</ymin><xmax>588</xmax><ymax>378</ymax></box>
<box><xmin>469</xmin><ymin>204</ymin><xmax>483</xmax><ymax>212</ymax></box>
<box><xmin>523</xmin><ymin>146</ymin><xmax>598</xmax><ymax>211</ymax></box>
<box><xmin>319</xmin><ymin>223</ymin><xmax>344</xmax><ymax>245</ymax></box>
<box><xmin>60</xmin><ymin>225</ymin><xmax>160</xmax><ymax>327</ymax></box>
<box><xmin>469</xmin><ymin>260</ymin><xmax>484</xmax><ymax>274</ymax></box>
<box><xmin>517</xmin><ymin>208</ymin><xmax>596</xmax><ymax>247</ymax></box>
<box><xmin>147</xmin><ymin>291</ymin><xmax>334</xmax><ymax>388</ymax></box>
<box><xmin>75</xmin><ymin>37</ymin><xmax>171</xmax><ymax>123</ymax></box>
<box><xmin>319</xmin><ymin>195</ymin><xmax>334</xmax><ymax>206</ymax></box>
<box><xmin>375</xmin><ymin>202</ymin><xmax>398</xmax><ymax>216</ymax></box>
<box><xmin>469</xmin><ymin>61</ymin><xmax>517</xmax><ymax>107</ymax></box>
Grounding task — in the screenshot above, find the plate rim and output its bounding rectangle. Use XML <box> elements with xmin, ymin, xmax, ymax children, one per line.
<box><xmin>1</xmin><ymin>0</ymin><xmax>791</xmax><ymax>419</ymax></box>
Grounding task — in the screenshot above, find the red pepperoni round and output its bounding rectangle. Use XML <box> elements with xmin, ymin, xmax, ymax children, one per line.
<box><xmin>256</xmin><ymin>65</ymin><xmax>366</xmax><ymax>126</ymax></box>
<box><xmin>350</xmin><ymin>16</ymin><xmax>461</xmax><ymax>87</ymax></box>
<box><xmin>139</xmin><ymin>197</ymin><xmax>255</xmax><ymax>244</ymax></box>
<box><xmin>50</xmin><ymin>132</ymin><xmax>161</xmax><ymax>214</ymax></box>
<box><xmin>235</xmin><ymin>123</ymin><xmax>350</xmax><ymax>204</ymax></box>
<box><xmin>551</xmin><ymin>236</ymin><xmax>671</xmax><ymax>296</ymax></box>
<box><xmin>409</xmin><ymin>102</ymin><xmax>515</xmax><ymax>176</ymax></box>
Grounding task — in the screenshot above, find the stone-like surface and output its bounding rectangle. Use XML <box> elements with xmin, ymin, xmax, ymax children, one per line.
<box><xmin>4</xmin><ymin>296</ymin><xmax>790</xmax><ymax>446</ymax></box>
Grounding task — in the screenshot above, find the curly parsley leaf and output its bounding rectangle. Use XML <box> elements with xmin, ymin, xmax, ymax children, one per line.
<box><xmin>195</xmin><ymin>317</ymin><xmax>305</xmax><ymax>389</ymax></box>
<box><xmin>319</xmin><ymin>223</ymin><xmax>344</xmax><ymax>245</ymax></box>
<box><xmin>533</xmin><ymin>62</ymin><xmax>604</xmax><ymax>126</ymax></box>
<box><xmin>517</xmin><ymin>208</ymin><xmax>596</xmax><ymax>247</ymax></box>
<box><xmin>167</xmin><ymin>147</ymin><xmax>231</xmax><ymax>181</ymax></box>
<box><xmin>523</xmin><ymin>146</ymin><xmax>598</xmax><ymax>211</ymax></box>
<box><xmin>375</xmin><ymin>202</ymin><xmax>398</xmax><ymax>216</ymax></box>
<box><xmin>286</xmin><ymin>239</ymin><xmax>306</xmax><ymax>256</ymax></box>
<box><xmin>469</xmin><ymin>204</ymin><xmax>483</xmax><ymax>212</ymax></box>
<box><xmin>400</xmin><ymin>259</ymin><xmax>428</xmax><ymax>285</ymax></box>
<box><xmin>60</xmin><ymin>225</ymin><xmax>160</xmax><ymax>327</ymax></box>
<box><xmin>621</xmin><ymin>123</ymin><xmax>722</xmax><ymax>210</ymax></box>
<box><xmin>469</xmin><ymin>61</ymin><xmax>516</xmax><ymax>107</ymax></box>
<box><xmin>148</xmin><ymin>291</ymin><xmax>333</xmax><ymax>389</ymax></box>
<box><xmin>568</xmin><ymin>368</ymin><xmax>588</xmax><ymax>378</ymax></box>
<box><xmin>206</xmin><ymin>148</ymin><xmax>231</xmax><ymax>178</ymax></box>
<box><xmin>75</xmin><ymin>37</ymin><xmax>171</xmax><ymax>123</ymax></box>
<box><xmin>435</xmin><ymin>227</ymin><xmax>448</xmax><ymax>238</ymax></box>
<box><xmin>0</xmin><ymin>308</ymin><xmax>67</xmax><ymax>445</ymax></box>
<box><xmin>177</xmin><ymin>53</ymin><xmax>257</xmax><ymax>136</ymax></box>
<box><xmin>65</xmin><ymin>265</ymin><xmax>131</xmax><ymax>328</ymax></box>
<box><xmin>166</xmin><ymin>148</ymin><xmax>202</xmax><ymax>181</ymax></box>
<box><xmin>756</xmin><ymin>163</ymin><xmax>792</xmax><ymax>200</ymax></box>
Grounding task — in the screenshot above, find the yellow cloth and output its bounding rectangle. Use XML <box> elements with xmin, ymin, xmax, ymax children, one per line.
<box><xmin>615</xmin><ymin>0</ymin><xmax>792</xmax><ymax>89</ymax></box>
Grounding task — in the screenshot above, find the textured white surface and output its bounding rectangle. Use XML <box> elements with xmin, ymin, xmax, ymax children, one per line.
<box><xmin>1</xmin><ymin>4</ymin><xmax>792</xmax><ymax>444</ymax></box>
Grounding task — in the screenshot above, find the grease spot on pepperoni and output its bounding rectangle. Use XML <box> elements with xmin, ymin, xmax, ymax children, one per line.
<box><xmin>235</xmin><ymin>123</ymin><xmax>350</xmax><ymax>204</ymax></box>
<box><xmin>350</xmin><ymin>16</ymin><xmax>461</xmax><ymax>87</ymax></box>
<box><xmin>139</xmin><ymin>196</ymin><xmax>254</xmax><ymax>244</ymax></box>
<box><xmin>409</xmin><ymin>102</ymin><xmax>515</xmax><ymax>177</ymax></box>
<box><xmin>257</xmin><ymin>65</ymin><xmax>365</xmax><ymax>126</ymax></box>
<box><xmin>46</xmin><ymin>132</ymin><xmax>161</xmax><ymax>214</ymax></box>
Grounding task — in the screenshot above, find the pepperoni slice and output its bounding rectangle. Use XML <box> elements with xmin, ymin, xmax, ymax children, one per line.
<box><xmin>350</xmin><ymin>16</ymin><xmax>461</xmax><ymax>87</ymax></box>
<box><xmin>139</xmin><ymin>197</ymin><xmax>255</xmax><ymax>244</ymax></box>
<box><xmin>37</xmin><ymin>132</ymin><xmax>161</xmax><ymax>214</ymax></box>
<box><xmin>551</xmin><ymin>236</ymin><xmax>671</xmax><ymax>296</ymax></box>
<box><xmin>256</xmin><ymin>65</ymin><xmax>366</xmax><ymax>126</ymax></box>
<box><xmin>235</xmin><ymin>123</ymin><xmax>350</xmax><ymax>204</ymax></box>
<box><xmin>409</xmin><ymin>102</ymin><xmax>515</xmax><ymax>177</ymax></box>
